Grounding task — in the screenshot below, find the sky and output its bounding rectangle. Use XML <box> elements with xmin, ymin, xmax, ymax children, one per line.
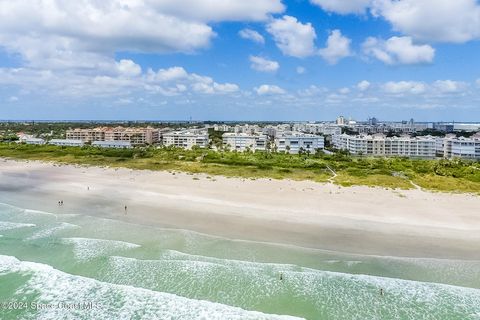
<box><xmin>0</xmin><ymin>0</ymin><xmax>480</xmax><ymax>121</ymax></box>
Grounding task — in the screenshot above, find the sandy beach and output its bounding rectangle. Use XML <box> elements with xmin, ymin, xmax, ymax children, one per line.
<box><xmin>1</xmin><ymin>158</ymin><xmax>480</xmax><ymax>259</ymax></box>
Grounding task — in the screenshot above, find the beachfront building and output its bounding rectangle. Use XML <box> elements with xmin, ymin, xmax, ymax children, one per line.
<box><xmin>92</xmin><ymin>141</ymin><xmax>132</xmax><ymax>149</ymax></box>
<box><xmin>443</xmin><ymin>136</ymin><xmax>480</xmax><ymax>159</ymax></box>
<box><xmin>66</xmin><ymin>127</ymin><xmax>160</xmax><ymax>146</ymax></box>
<box><xmin>66</xmin><ymin>128</ymin><xmax>106</xmax><ymax>142</ymax></box>
<box><xmin>24</xmin><ymin>138</ymin><xmax>46</xmax><ymax>145</ymax></box>
<box><xmin>332</xmin><ymin>134</ymin><xmax>436</xmax><ymax>158</ymax></box>
<box><xmin>49</xmin><ymin>139</ymin><xmax>85</xmax><ymax>147</ymax></box>
<box><xmin>275</xmin><ymin>132</ymin><xmax>325</xmax><ymax>154</ymax></box>
<box><xmin>222</xmin><ymin>133</ymin><xmax>268</xmax><ymax>152</ymax></box>
<box><xmin>162</xmin><ymin>130</ymin><xmax>209</xmax><ymax>149</ymax></box>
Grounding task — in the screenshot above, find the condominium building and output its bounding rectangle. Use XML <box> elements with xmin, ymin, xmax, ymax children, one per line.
<box><xmin>66</xmin><ymin>127</ymin><xmax>160</xmax><ymax>145</ymax></box>
<box><xmin>332</xmin><ymin>134</ymin><xmax>436</xmax><ymax>158</ymax></box>
<box><xmin>49</xmin><ymin>139</ymin><xmax>84</xmax><ymax>147</ymax></box>
<box><xmin>222</xmin><ymin>133</ymin><xmax>268</xmax><ymax>152</ymax></box>
<box><xmin>443</xmin><ymin>136</ymin><xmax>480</xmax><ymax>159</ymax></box>
<box><xmin>162</xmin><ymin>130</ymin><xmax>209</xmax><ymax>149</ymax></box>
<box><xmin>66</xmin><ymin>128</ymin><xmax>106</xmax><ymax>142</ymax></box>
<box><xmin>275</xmin><ymin>132</ymin><xmax>325</xmax><ymax>154</ymax></box>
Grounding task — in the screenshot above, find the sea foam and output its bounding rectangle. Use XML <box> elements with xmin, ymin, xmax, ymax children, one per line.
<box><xmin>0</xmin><ymin>255</ymin><xmax>302</xmax><ymax>320</ymax></box>
<box><xmin>103</xmin><ymin>251</ymin><xmax>480</xmax><ymax>320</ymax></box>
<box><xmin>0</xmin><ymin>221</ymin><xmax>36</xmax><ymax>231</ymax></box>
<box><xmin>61</xmin><ymin>237</ymin><xmax>141</xmax><ymax>261</ymax></box>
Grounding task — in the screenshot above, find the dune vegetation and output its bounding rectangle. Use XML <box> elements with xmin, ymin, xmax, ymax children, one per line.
<box><xmin>1</xmin><ymin>143</ymin><xmax>480</xmax><ymax>194</ymax></box>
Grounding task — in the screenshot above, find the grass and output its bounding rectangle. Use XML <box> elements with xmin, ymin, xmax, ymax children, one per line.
<box><xmin>0</xmin><ymin>143</ymin><xmax>479</xmax><ymax>194</ymax></box>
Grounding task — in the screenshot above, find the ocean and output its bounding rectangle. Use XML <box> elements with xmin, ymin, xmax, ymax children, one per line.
<box><xmin>0</xmin><ymin>202</ymin><xmax>479</xmax><ymax>319</ymax></box>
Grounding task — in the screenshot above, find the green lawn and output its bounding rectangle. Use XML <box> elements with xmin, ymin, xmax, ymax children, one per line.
<box><xmin>1</xmin><ymin>143</ymin><xmax>479</xmax><ymax>194</ymax></box>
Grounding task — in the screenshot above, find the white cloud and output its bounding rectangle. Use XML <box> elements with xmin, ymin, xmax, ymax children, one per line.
<box><xmin>153</xmin><ymin>0</ymin><xmax>285</xmax><ymax>22</ymax></box>
<box><xmin>239</xmin><ymin>29</ymin><xmax>265</xmax><ymax>44</ymax></box>
<box><xmin>476</xmin><ymin>79</ymin><xmax>480</xmax><ymax>87</ymax></box>
<box><xmin>296</xmin><ymin>66</ymin><xmax>306</xmax><ymax>74</ymax></box>
<box><xmin>266</xmin><ymin>16</ymin><xmax>317</xmax><ymax>58</ymax></box>
<box><xmin>318</xmin><ymin>30</ymin><xmax>352</xmax><ymax>64</ymax></box>
<box><xmin>311</xmin><ymin>1</ymin><xmax>480</xmax><ymax>44</ymax></box>
<box><xmin>8</xmin><ymin>96</ymin><xmax>19</xmax><ymax>102</ymax></box>
<box><xmin>249</xmin><ymin>56</ymin><xmax>279</xmax><ymax>73</ymax></box>
<box><xmin>0</xmin><ymin>64</ymin><xmax>239</xmax><ymax>99</ymax></box>
<box><xmin>116</xmin><ymin>60</ymin><xmax>142</xmax><ymax>77</ymax></box>
<box><xmin>383</xmin><ymin>81</ymin><xmax>427</xmax><ymax>94</ymax></box>
<box><xmin>433</xmin><ymin>80</ymin><xmax>467</xmax><ymax>93</ymax></box>
<box><xmin>255</xmin><ymin>84</ymin><xmax>286</xmax><ymax>95</ymax></box>
<box><xmin>150</xmin><ymin>67</ymin><xmax>189</xmax><ymax>82</ymax></box>
<box><xmin>372</xmin><ymin>0</ymin><xmax>480</xmax><ymax>43</ymax></box>
<box><xmin>357</xmin><ymin>80</ymin><xmax>371</xmax><ymax>91</ymax></box>
<box><xmin>338</xmin><ymin>87</ymin><xmax>350</xmax><ymax>94</ymax></box>
<box><xmin>362</xmin><ymin>36</ymin><xmax>435</xmax><ymax>65</ymax></box>
<box><xmin>310</xmin><ymin>0</ymin><xmax>371</xmax><ymax>14</ymax></box>
<box><xmin>0</xmin><ymin>0</ymin><xmax>285</xmax><ymax>72</ymax></box>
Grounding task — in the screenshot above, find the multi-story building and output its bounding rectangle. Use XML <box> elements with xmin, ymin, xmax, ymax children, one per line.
<box><xmin>66</xmin><ymin>127</ymin><xmax>160</xmax><ymax>145</ymax></box>
<box><xmin>66</xmin><ymin>128</ymin><xmax>106</xmax><ymax>142</ymax></box>
<box><xmin>222</xmin><ymin>133</ymin><xmax>268</xmax><ymax>152</ymax></box>
<box><xmin>275</xmin><ymin>132</ymin><xmax>325</xmax><ymax>154</ymax></box>
<box><xmin>332</xmin><ymin>134</ymin><xmax>436</xmax><ymax>158</ymax></box>
<box><xmin>443</xmin><ymin>136</ymin><xmax>480</xmax><ymax>159</ymax></box>
<box><xmin>162</xmin><ymin>130</ymin><xmax>209</xmax><ymax>149</ymax></box>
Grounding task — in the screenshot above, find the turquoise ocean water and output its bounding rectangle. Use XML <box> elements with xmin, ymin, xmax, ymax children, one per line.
<box><xmin>0</xmin><ymin>202</ymin><xmax>479</xmax><ymax>319</ymax></box>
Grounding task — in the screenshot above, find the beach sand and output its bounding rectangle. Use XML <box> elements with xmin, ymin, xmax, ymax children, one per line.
<box><xmin>1</xmin><ymin>158</ymin><xmax>479</xmax><ymax>259</ymax></box>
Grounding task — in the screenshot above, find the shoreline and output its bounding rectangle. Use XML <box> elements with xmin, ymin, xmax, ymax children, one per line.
<box><xmin>1</xmin><ymin>158</ymin><xmax>480</xmax><ymax>260</ymax></box>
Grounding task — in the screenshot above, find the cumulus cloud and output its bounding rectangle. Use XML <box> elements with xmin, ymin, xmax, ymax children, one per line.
<box><xmin>249</xmin><ymin>56</ymin><xmax>280</xmax><ymax>73</ymax></box>
<box><xmin>433</xmin><ymin>80</ymin><xmax>467</xmax><ymax>93</ymax></box>
<box><xmin>0</xmin><ymin>0</ymin><xmax>284</xmax><ymax>71</ymax></box>
<box><xmin>116</xmin><ymin>60</ymin><xmax>142</xmax><ymax>77</ymax></box>
<box><xmin>311</xmin><ymin>0</ymin><xmax>480</xmax><ymax>44</ymax></box>
<box><xmin>310</xmin><ymin>0</ymin><xmax>371</xmax><ymax>14</ymax></box>
<box><xmin>318</xmin><ymin>30</ymin><xmax>352</xmax><ymax>64</ymax></box>
<box><xmin>266</xmin><ymin>16</ymin><xmax>317</xmax><ymax>58</ymax></box>
<box><xmin>362</xmin><ymin>36</ymin><xmax>435</xmax><ymax>65</ymax></box>
<box><xmin>383</xmin><ymin>81</ymin><xmax>427</xmax><ymax>94</ymax></box>
<box><xmin>239</xmin><ymin>29</ymin><xmax>265</xmax><ymax>44</ymax></box>
<box><xmin>255</xmin><ymin>84</ymin><xmax>286</xmax><ymax>95</ymax></box>
<box><xmin>153</xmin><ymin>0</ymin><xmax>284</xmax><ymax>22</ymax></box>
<box><xmin>357</xmin><ymin>80</ymin><xmax>371</xmax><ymax>91</ymax></box>
<box><xmin>372</xmin><ymin>0</ymin><xmax>480</xmax><ymax>43</ymax></box>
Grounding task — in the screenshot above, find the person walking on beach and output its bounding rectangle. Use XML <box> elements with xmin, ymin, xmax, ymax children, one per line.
<box><xmin>380</xmin><ymin>288</ymin><xmax>384</xmax><ymax>296</ymax></box>
<box><xmin>279</xmin><ymin>272</ymin><xmax>283</xmax><ymax>281</ymax></box>
<box><xmin>124</xmin><ymin>205</ymin><xmax>127</xmax><ymax>214</ymax></box>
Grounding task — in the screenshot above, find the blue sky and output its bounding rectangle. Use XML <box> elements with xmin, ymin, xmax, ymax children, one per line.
<box><xmin>0</xmin><ymin>0</ymin><xmax>480</xmax><ymax>121</ymax></box>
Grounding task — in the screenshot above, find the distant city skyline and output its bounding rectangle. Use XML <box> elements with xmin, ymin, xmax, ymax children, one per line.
<box><xmin>1</xmin><ymin>0</ymin><xmax>480</xmax><ymax>121</ymax></box>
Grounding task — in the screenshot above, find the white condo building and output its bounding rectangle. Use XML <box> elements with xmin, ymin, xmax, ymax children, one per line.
<box><xmin>332</xmin><ymin>134</ymin><xmax>437</xmax><ymax>158</ymax></box>
<box><xmin>443</xmin><ymin>136</ymin><xmax>480</xmax><ymax>159</ymax></box>
<box><xmin>275</xmin><ymin>132</ymin><xmax>325</xmax><ymax>154</ymax></box>
<box><xmin>162</xmin><ymin>131</ymin><xmax>209</xmax><ymax>149</ymax></box>
<box><xmin>222</xmin><ymin>133</ymin><xmax>268</xmax><ymax>152</ymax></box>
